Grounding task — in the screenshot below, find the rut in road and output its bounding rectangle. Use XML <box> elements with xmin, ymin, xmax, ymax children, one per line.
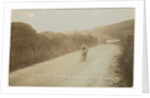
<box><xmin>9</xmin><ymin>44</ymin><xmax>122</xmax><ymax>87</ymax></box>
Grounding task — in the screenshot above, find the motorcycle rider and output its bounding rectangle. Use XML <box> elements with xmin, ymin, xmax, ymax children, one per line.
<box><xmin>80</xmin><ymin>43</ymin><xmax>88</xmax><ymax>62</ymax></box>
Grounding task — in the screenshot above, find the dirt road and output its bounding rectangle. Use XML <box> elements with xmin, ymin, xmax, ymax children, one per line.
<box><xmin>9</xmin><ymin>44</ymin><xmax>122</xmax><ymax>87</ymax></box>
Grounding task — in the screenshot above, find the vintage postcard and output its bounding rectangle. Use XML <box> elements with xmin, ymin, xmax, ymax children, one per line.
<box><xmin>9</xmin><ymin>8</ymin><xmax>134</xmax><ymax>87</ymax></box>
<box><xmin>1</xmin><ymin>1</ymin><xmax>144</xmax><ymax>95</ymax></box>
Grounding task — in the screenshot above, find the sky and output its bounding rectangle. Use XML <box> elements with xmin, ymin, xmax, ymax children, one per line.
<box><xmin>11</xmin><ymin>8</ymin><xmax>134</xmax><ymax>33</ymax></box>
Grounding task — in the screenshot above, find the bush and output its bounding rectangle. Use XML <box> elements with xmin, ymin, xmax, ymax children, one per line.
<box><xmin>117</xmin><ymin>35</ymin><xmax>134</xmax><ymax>87</ymax></box>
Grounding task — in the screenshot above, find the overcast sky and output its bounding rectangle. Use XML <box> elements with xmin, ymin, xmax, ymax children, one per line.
<box><xmin>11</xmin><ymin>9</ymin><xmax>134</xmax><ymax>33</ymax></box>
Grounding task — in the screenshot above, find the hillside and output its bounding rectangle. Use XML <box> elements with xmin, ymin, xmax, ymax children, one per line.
<box><xmin>93</xmin><ymin>19</ymin><xmax>134</xmax><ymax>40</ymax></box>
<box><xmin>77</xmin><ymin>19</ymin><xmax>134</xmax><ymax>42</ymax></box>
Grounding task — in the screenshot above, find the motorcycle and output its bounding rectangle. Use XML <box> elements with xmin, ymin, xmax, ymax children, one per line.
<box><xmin>80</xmin><ymin>49</ymin><xmax>88</xmax><ymax>62</ymax></box>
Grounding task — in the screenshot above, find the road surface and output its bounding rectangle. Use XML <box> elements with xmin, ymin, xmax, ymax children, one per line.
<box><xmin>9</xmin><ymin>44</ymin><xmax>122</xmax><ymax>87</ymax></box>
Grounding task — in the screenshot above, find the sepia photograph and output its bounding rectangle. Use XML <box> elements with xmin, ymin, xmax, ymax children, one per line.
<box><xmin>9</xmin><ymin>8</ymin><xmax>134</xmax><ymax>87</ymax></box>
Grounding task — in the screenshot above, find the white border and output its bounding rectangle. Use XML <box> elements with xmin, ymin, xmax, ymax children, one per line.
<box><xmin>1</xmin><ymin>0</ymin><xmax>144</xmax><ymax>95</ymax></box>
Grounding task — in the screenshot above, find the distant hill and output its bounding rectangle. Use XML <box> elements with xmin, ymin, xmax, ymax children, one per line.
<box><xmin>91</xmin><ymin>19</ymin><xmax>134</xmax><ymax>39</ymax></box>
<box><xmin>74</xmin><ymin>19</ymin><xmax>134</xmax><ymax>43</ymax></box>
